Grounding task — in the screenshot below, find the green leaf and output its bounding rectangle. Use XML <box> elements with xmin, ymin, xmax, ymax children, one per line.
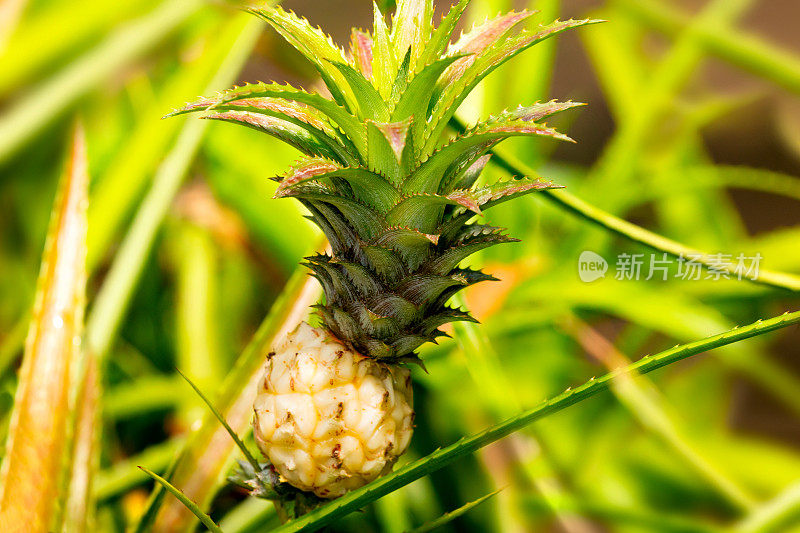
<box><xmin>449</xmin><ymin>153</ymin><xmax>491</xmax><ymax>191</ymax></box>
<box><xmin>276</xmin><ymin>158</ymin><xmax>400</xmax><ymax>212</ymax></box>
<box><xmin>418</xmin><ymin>0</ymin><xmax>470</xmax><ymax>69</ymax></box>
<box><xmin>138</xmin><ymin>468</ymin><xmax>223</xmax><ymax>533</ymax></box>
<box><xmin>169</xmin><ymin>82</ymin><xmax>366</xmax><ymax>158</ymax></box>
<box><xmin>270</xmin><ymin>309</ymin><xmax>800</xmax><ymax>532</ymax></box>
<box><xmin>0</xmin><ymin>124</ymin><xmax>88</xmax><ymax>530</ymax></box>
<box><xmin>201</xmin><ymin>110</ymin><xmax>340</xmax><ymax>161</ymax></box>
<box><xmin>493</xmin><ymin>100</ymin><xmax>586</xmax><ymax>122</ymax></box>
<box><xmin>390</xmin><ymin>46</ymin><xmax>413</xmax><ymax>104</ymax></box>
<box><xmin>328</xmin><ymin>60</ymin><xmax>390</xmax><ymax>121</ymax></box>
<box><xmin>284</xmin><ymin>187</ymin><xmax>385</xmax><ymax>241</ymax></box>
<box><xmin>367</xmin><ymin>118</ymin><xmax>412</xmax><ymax>183</ymax></box>
<box><xmin>175</xmin><ymin>370</ymin><xmax>261</xmax><ymax>472</ymax></box>
<box><xmin>386</xmin><ymin>193</ymin><xmax>464</xmax><ymax>233</ymax></box>
<box><xmin>350</xmin><ymin>29</ymin><xmax>374</xmax><ymax>79</ymax></box>
<box><xmin>426</xmin><ymin>232</ymin><xmax>517</xmax><ymax>275</ymax></box>
<box><xmin>392</xmin><ymin>55</ymin><xmax>465</xmax><ymax>127</ymax></box>
<box><xmin>361</xmin><ymin>244</ymin><xmax>407</xmax><ymax>284</ymax></box>
<box><xmin>457</xmin><ymin>177</ymin><xmax>565</xmax><ymax>214</ymax></box>
<box><xmin>396</xmin><ymin>274</ymin><xmax>468</xmax><ymax>306</ymax></box>
<box><xmin>373</xmin><ymin>226</ymin><xmax>438</xmax><ymax>270</ymax></box>
<box><xmin>0</xmin><ymin>0</ymin><xmax>203</xmax><ymax>165</ymax></box>
<box><xmin>448</xmin><ymin>9</ymin><xmax>534</xmax><ymax>56</ymax></box>
<box><xmin>418</xmin><ymin>307</ymin><xmax>477</xmax><ymax>334</ymax></box>
<box><xmin>176</xmin><ymin>97</ymin><xmax>356</xmax><ymax>165</ymax></box>
<box><xmin>371</xmin><ymin>2</ymin><xmax>398</xmax><ymax>99</ymax></box>
<box><xmin>406</xmin><ymin>120</ymin><xmax>573</xmax><ymax>194</ymax></box>
<box><xmin>408</xmin><ymin>490</ymin><xmax>501</xmax><ymax>533</ymax></box>
<box><xmin>248</xmin><ymin>5</ymin><xmax>356</xmax><ymax>112</ymax></box>
<box><xmin>390</xmin><ymin>0</ymin><xmax>433</xmax><ymax>67</ymax></box>
<box><xmin>425</xmin><ymin>18</ymin><xmax>601</xmax><ymax>153</ymax></box>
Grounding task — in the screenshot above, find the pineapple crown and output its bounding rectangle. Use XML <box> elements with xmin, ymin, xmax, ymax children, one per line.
<box><xmin>169</xmin><ymin>0</ymin><xmax>600</xmax><ymax>363</ymax></box>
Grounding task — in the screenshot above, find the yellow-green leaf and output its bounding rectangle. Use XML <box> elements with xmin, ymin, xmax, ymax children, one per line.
<box><xmin>0</xmin><ymin>123</ymin><xmax>89</xmax><ymax>532</ymax></box>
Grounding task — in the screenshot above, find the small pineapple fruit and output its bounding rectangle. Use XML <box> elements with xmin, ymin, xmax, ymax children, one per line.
<box><xmin>172</xmin><ymin>0</ymin><xmax>596</xmax><ymax>498</ymax></box>
<box><xmin>254</xmin><ymin>322</ymin><xmax>413</xmax><ymax>498</ymax></box>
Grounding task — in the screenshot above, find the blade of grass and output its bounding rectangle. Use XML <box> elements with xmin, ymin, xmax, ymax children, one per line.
<box><xmin>0</xmin><ymin>123</ymin><xmax>88</xmax><ymax>531</ymax></box>
<box><xmin>86</xmin><ymin>15</ymin><xmax>257</xmax><ymax>272</ymax></box>
<box><xmin>408</xmin><ymin>490</ymin><xmax>501</xmax><ymax>533</ymax></box>
<box><xmin>139</xmin><ymin>468</ymin><xmax>223</xmax><ymax>533</ymax></box>
<box><xmin>589</xmin><ymin>0</ymin><xmax>753</xmax><ymax>194</ymax></box>
<box><xmin>85</xmin><ymin>14</ymin><xmax>264</xmax><ymax>361</ymax></box>
<box><xmin>617</xmin><ymin>0</ymin><xmax>800</xmax><ymax>95</ymax></box>
<box><xmin>0</xmin><ymin>0</ymin><xmax>28</xmax><ymax>51</ymax></box>
<box><xmin>579</xmin><ymin>13</ymin><xmax>646</xmax><ymax>119</ymax></box>
<box><xmin>171</xmin><ymin>224</ymin><xmax>225</xmax><ymax>419</ymax></box>
<box><xmin>104</xmin><ymin>375</ymin><xmax>184</xmax><ymax>420</ymax></box>
<box><xmin>736</xmin><ymin>481</ymin><xmax>800</xmax><ymax>533</ymax></box>
<box><xmin>272</xmin><ymin>309</ymin><xmax>800</xmax><ymax>532</ymax></box>
<box><xmin>451</xmin><ymin>295</ymin><xmax>594</xmax><ymax>533</ymax></box>
<box><xmin>523</xmin><ymin>494</ymin><xmax>725</xmax><ymax>533</ymax></box>
<box><xmin>144</xmin><ymin>266</ymin><xmax>321</xmax><ymax>532</ymax></box>
<box><xmin>561</xmin><ymin>315</ymin><xmax>756</xmax><ymax>513</ymax></box>
<box><xmin>95</xmin><ymin>438</ymin><xmax>183</xmax><ymax>502</ymax></box>
<box><xmin>62</xmin><ymin>356</ymin><xmax>101</xmax><ymax>532</ymax></box>
<box><xmin>0</xmin><ymin>313</ymin><xmax>28</xmax><ymax>377</ymax></box>
<box><xmin>475</xmin><ymin>138</ymin><xmax>800</xmax><ymax>292</ymax></box>
<box><xmin>0</xmin><ymin>0</ymin><xmax>203</xmax><ymax>165</ymax></box>
<box><xmin>175</xmin><ymin>369</ymin><xmax>261</xmax><ymax>472</ymax></box>
<box><xmin>0</xmin><ymin>0</ymin><xmax>154</xmax><ymax>96</ymax></box>
<box><xmin>219</xmin><ymin>498</ymin><xmax>276</xmax><ymax>533</ymax></box>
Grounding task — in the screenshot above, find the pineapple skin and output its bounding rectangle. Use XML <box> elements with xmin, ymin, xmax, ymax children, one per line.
<box><xmin>254</xmin><ymin>322</ymin><xmax>414</xmax><ymax>499</ymax></box>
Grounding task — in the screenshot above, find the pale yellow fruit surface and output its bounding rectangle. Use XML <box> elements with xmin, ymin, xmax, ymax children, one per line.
<box><xmin>253</xmin><ymin>322</ymin><xmax>414</xmax><ymax>499</ymax></box>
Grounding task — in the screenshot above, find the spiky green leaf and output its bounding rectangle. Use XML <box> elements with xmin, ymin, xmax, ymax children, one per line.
<box><xmin>425</xmin><ymin>18</ymin><xmax>602</xmax><ymax>153</ymax></box>
<box><xmin>168</xmin><ymin>82</ymin><xmax>367</xmax><ymax>158</ymax></box>
<box><xmin>391</xmin><ymin>0</ymin><xmax>433</xmax><ymax>67</ymax></box>
<box><xmin>328</xmin><ymin>60</ymin><xmax>390</xmax><ymax>121</ymax></box>
<box><xmin>418</xmin><ymin>0</ymin><xmax>470</xmax><ymax>68</ymax></box>
<box><xmin>371</xmin><ymin>2</ymin><xmax>398</xmax><ymax>99</ymax></box>
<box><xmin>406</xmin><ymin>120</ymin><xmax>573</xmax><ymax>194</ymax></box>
<box><xmin>350</xmin><ymin>29</ymin><xmax>374</xmax><ymax>80</ymax></box>
<box><xmin>248</xmin><ymin>5</ymin><xmax>356</xmax><ymax>111</ymax></box>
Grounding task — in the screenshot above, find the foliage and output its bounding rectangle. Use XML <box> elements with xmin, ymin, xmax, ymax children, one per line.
<box><xmin>0</xmin><ymin>0</ymin><xmax>799</xmax><ymax>532</ymax></box>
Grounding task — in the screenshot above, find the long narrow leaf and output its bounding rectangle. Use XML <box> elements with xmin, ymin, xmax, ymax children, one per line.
<box><xmin>0</xmin><ymin>0</ymin><xmax>202</xmax><ymax>165</ymax></box>
<box><xmin>62</xmin><ymin>357</ymin><xmax>101</xmax><ymax>532</ymax></box>
<box><xmin>139</xmin><ymin>468</ymin><xmax>223</xmax><ymax>533</ymax></box>
<box><xmin>85</xmin><ymin>15</ymin><xmax>264</xmax><ymax>361</ymax></box>
<box><xmin>145</xmin><ymin>268</ymin><xmax>322</xmax><ymax>532</ymax></box>
<box><xmin>453</xmin><ymin>119</ymin><xmax>800</xmax><ymax>292</ymax></box>
<box><xmin>272</xmin><ymin>309</ymin><xmax>800</xmax><ymax>532</ymax></box>
<box><xmin>175</xmin><ymin>369</ymin><xmax>261</xmax><ymax>471</ymax></box>
<box><xmin>409</xmin><ymin>490</ymin><xmax>501</xmax><ymax>533</ymax></box>
<box><xmin>0</xmin><ymin>124</ymin><xmax>89</xmax><ymax>531</ymax></box>
<box><xmin>618</xmin><ymin>0</ymin><xmax>800</xmax><ymax>95</ymax></box>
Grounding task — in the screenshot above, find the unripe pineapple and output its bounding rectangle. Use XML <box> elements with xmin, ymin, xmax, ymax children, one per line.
<box><xmin>172</xmin><ymin>0</ymin><xmax>595</xmax><ymax>499</ymax></box>
<box><xmin>254</xmin><ymin>322</ymin><xmax>413</xmax><ymax>498</ymax></box>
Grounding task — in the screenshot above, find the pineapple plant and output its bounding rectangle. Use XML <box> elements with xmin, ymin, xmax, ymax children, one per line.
<box><xmin>170</xmin><ymin>0</ymin><xmax>596</xmax><ymax>501</ymax></box>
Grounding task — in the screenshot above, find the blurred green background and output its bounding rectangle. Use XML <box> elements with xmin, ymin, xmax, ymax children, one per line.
<box><xmin>2</xmin><ymin>0</ymin><xmax>800</xmax><ymax>531</ymax></box>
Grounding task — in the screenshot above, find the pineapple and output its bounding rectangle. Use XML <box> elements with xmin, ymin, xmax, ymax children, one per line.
<box><xmin>171</xmin><ymin>0</ymin><xmax>595</xmax><ymax>499</ymax></box>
